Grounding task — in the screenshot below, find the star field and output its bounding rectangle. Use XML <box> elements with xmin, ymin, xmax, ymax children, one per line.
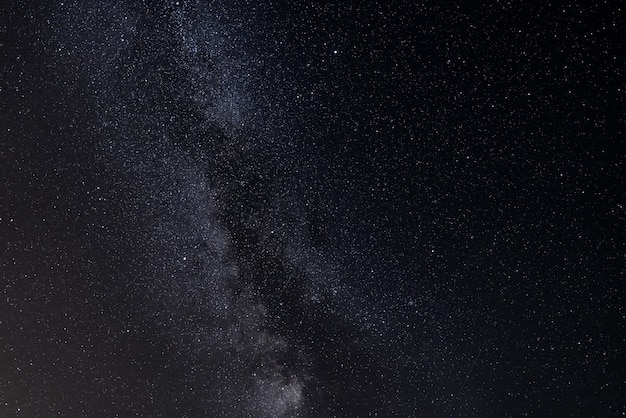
<box><xmin>1</xmin><ymin>1</ymin><xmax>624</xmax><ymax>417</ymax></box>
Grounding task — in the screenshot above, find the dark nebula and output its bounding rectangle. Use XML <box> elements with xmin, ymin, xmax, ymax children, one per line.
<box><xmin>1</xmin><ymin>1</ymin><xmax>624</xmax><ymax>417</ymax></box>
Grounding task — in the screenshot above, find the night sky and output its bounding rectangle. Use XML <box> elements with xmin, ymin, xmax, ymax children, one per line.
<box><xmin>1</xmin><ymin>1</ymin><xmax>625</xmax><ymax>417</ymax></box>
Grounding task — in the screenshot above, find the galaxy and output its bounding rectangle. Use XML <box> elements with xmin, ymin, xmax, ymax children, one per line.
<box><xmin>1</xmin><ymin>1</ymin><xmax>624</xmax><ymax>417</ymax></box>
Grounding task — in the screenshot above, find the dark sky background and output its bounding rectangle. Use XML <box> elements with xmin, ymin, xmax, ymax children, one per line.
<box><xmin>1</xmin><ymin>1</ymin><xmax>624</xmax><ymax>417</ymax></box>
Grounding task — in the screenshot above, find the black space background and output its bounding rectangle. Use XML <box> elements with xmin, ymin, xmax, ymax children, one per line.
<box><xmin>1</xmin><ymin>1</ymin><xmax>625</xmax><ymax>417</ymax></box>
